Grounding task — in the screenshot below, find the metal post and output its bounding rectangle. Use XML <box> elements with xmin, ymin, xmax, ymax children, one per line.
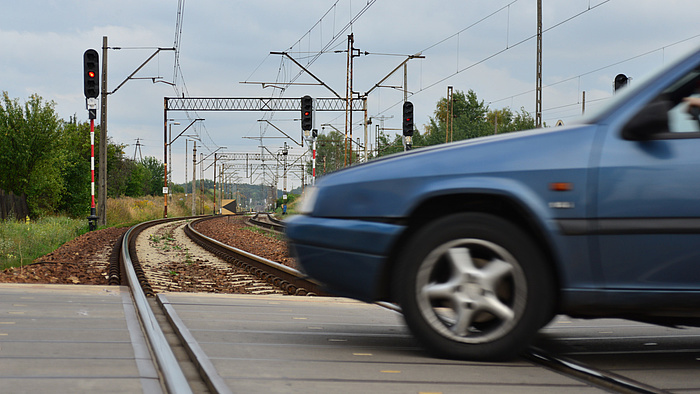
<box><xmin>192</xmin><ymin>141</ymin><xmax>196</xmax><ymax>215</ymax></box>
<box><xmin>404</xmin><ymin>63</ymin><xmax>408</xmax><ymax>103</ymax></box>
<box><xmin>168</xmin><ymin>124</ymin><xmax>173</xmax><ymax>202</ymax></box>
<box><xmin>535</xmin><ymin>0</ymin><xmax>543</xmax><ymax>128</ymax></box>
<box><xmin>363</xmin><ymin>99</ymin><xmax>368</xmax><ymax>162</ymax></box>
<box><xmin>98</xmin><ymin>36</ymin><xmax>108</xmax><ymax>226</ymax></box>
<box><xmin>213</xmin><ymin>153</ymin><xmax>217</xmax><ymax>215</ymax></box>
<box><xmin>163</xmin><ymin>101</ymin><xmax>168</xmax><ymax>218</ymax></box>
<box><xmin>445</xmin><ymin>86</ymin><xmax>454</xmax><ymax>143</ymax></box>
<box><xmin>344</xmin><ymin>34</ymin><xmax>352</xmax><ymax>167</ymax></box>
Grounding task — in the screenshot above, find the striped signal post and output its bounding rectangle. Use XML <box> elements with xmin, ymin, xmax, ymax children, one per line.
<box><xmin>88</xmin><ymin>110</ymin><xmax>98</xmax><ymax>231</ymax></box>
<box><xmin>84</xmin><ymin>49</ymin><xmax>100</xmax><ymax>231</ymax></box>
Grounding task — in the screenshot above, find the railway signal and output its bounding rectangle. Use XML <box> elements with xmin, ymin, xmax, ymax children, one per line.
<box><xmin>301</xmin><ymin>95</ymin><xmax>313</xmax><ymax>131</ymax></box>
<box><xmin>403</xmin><ymin>101</ymin><xmax>414</xmax><ymax>151</ymax></box>
<box><xmin>614</xmin><ymin>73</ymin><xmax>628</xmax><ymax>92</ymax></box>
<box><xmin>83</xmin><ymin>49</ymin><xmax>100</xmax><ymax>99</ymax></box>
<box><xmin>403</xmin><ymin>101</ymin><xmax>414</xmax><ymax>136</ymax></box>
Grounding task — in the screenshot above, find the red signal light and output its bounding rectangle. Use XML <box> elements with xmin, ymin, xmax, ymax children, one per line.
<box><xmin>88</xmin><ymin>71</ymin><xmax>96</xmax><ymax>78</ymax></box>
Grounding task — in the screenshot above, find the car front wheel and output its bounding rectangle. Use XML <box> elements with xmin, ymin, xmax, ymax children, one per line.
<box><xmin>395</xmin><ymin>213</ymin><xmax>554</xmax><ymax>361</ymax></box>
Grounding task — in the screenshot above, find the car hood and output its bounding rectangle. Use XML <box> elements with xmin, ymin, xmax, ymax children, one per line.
<box><xmin>310</xmin><ymin>124</ymin><xmax>598</xmax><ymax>219</ymax></box>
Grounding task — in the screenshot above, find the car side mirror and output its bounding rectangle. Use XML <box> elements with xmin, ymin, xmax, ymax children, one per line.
<box><xmin>621</xmin><ymin>99</ymin><xmax>671</xmax><ymax>141</ymax></box>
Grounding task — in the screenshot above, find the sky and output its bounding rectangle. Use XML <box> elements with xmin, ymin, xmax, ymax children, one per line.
<box><xmin>2</xmin><ymin>0</ymin><xmax>700</xmax><ymax>190</ymax></box>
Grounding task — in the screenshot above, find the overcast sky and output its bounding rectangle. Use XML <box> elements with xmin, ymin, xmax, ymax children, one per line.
<box><xmin>3</xmin><ymin>0</ymin><xmax>700</xmax><ymax>188</ymax></box>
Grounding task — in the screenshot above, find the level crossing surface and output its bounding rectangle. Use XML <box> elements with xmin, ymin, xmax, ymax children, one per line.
<box><xmin>0</xmin><ymin>283</ymin><xmax>161</xmax><ymax>393</ymax></box>
<box><xmin>161</xmin><ymin>293</ymin><xmax>594</xmax><ymax>393</ymax></box>
<box><xmin>0</xmin><ymin>284</ymin><xmax>600</xmax><ymax>393</ymax></box>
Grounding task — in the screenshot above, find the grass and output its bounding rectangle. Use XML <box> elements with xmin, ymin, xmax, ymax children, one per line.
<box><xmin>0</xmin><ymin>216</ymin><xmax>88</xmax><ymax>270</ymax></box>
<box><xmin>106</xmin><ymin>194</ymin><xmax>195</xmax><ymax>227</ymax></box>
<box><xmin>0</xmin><ymin>193</ymin><xmax>210</xmax><ymax>270</ymax></box>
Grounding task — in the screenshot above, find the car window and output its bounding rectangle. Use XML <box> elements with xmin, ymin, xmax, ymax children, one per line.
<box><xmin>663</xmin><ymin>67</ymin><xmax>700</xmax><ymax>134</ymax></box>
<box><xmin>668</xmin><ymin>93</ymin><xmax>700</xmax><ymax>133</ymax></box>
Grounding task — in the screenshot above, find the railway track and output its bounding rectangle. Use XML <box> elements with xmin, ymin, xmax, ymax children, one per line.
<box><xmin>108</xmin><ymin>215</ymin><xmax>679</xmax><ymax>393</ymax></box>
<box><xmin>111</xmin><ymin>215</ymin><xmax>323</xmax><ymax>392</ymax></box>
<box><xmin>248</xmin><ymin>212</ymin><xmax>285</xmax><ymax>232</ymax></box>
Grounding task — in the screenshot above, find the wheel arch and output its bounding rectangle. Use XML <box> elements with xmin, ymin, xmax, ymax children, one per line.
<box><xmin>378</xmin><ymin>192</ymin><xmax>562</xmax><ymax>308</ymax></box>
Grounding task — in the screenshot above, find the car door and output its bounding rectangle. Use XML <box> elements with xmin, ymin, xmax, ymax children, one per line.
<box><xmin>595</xmin><ymin>80</ymin><xmax>700</xmax><ymax>291</ymax></box>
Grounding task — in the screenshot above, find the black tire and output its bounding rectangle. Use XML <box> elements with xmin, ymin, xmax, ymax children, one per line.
<box><xmin>395</xmin><ymin>212</ymin><xmax>554</xmax><ymax>361</ymax></box>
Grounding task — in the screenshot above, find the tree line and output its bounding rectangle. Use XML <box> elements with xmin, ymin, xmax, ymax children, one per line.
<box><xmin>1</xmin><ymin>89</ymin><xmax>534</xmax><ymax>217</ymax></box>
<box><xmin>0</xmin><ymin>92</ymin><xmax>166</xmax><ymax>218</ymax></box>
<box><xmin>311</xmin><ymin>89</ymin><xmax>536</xmax><ymax>175</ymax></box>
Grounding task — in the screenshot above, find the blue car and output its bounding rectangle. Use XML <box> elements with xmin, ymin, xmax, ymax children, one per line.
<box><xmin>285</xmin><ymin>46</ymin><xmax>700</xmax><ymax>361</ymax></box>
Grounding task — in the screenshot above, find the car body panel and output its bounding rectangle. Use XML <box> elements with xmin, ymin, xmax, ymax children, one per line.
<box><xmin>286</xmin><ymin>46</ymin><xmax>700</xmax><ymax>322</ymax></box>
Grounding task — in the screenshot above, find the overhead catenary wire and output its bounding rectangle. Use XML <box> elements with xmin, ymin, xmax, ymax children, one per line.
<box><xmin>489</xmin><ymin>32</ymin><xmax>700</xmax><ymax>107</ymax></box>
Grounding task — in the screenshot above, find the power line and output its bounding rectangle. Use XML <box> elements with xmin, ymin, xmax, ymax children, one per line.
<box><xmin>489</xmin><ymin>32</ymin><xmax>700</xmax><ymax>107</ymax></box>
<box><xmin>420</xmin><ymin>0</ymin><xmax>521</xmax><ymax>54</ymax></box>
<box><xmin>371</xmin><ymin>1</ymin><xmax>613</xmax><ymax>119</ymax></box>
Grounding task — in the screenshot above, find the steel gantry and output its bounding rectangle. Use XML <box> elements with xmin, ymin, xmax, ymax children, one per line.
<box><xmin>164</xmin><ymin>97</ymin><xmax>365</xmax><ymax>112</ymax></box>
<box><xmin>163</xmin><ymin>96</ymin><xmax>366</xmax><ymax>216</ymax></box>
<box><xmin>215</xmin><ymin>152</ymin><xmax>307</xmax><ymax>212</ymax></box>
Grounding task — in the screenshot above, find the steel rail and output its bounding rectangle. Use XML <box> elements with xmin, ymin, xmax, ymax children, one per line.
<box><xmin>525</xmin><ymin>347</ymin><xmax>667</xmax><ymax>394</ymax></box>
<box><xmin>249</xmin><ymin>213</ymin><xmax>285</xmax><ymax>233</ymax></box>
<box><xmin>121</xmin><ymin>218</ymin><xmax>193</xmax><ymax>394</ymax></box>
<box><xmin>185</xmin><ymin>216</ymin><xmax>326</xmax><ymax>296</ymax></box>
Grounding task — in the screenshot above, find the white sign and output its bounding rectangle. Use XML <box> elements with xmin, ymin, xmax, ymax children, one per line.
<box><xmin>162</xmin><ymin>187</ymin><xmax>169</xmax><ymax>194</ymax></box>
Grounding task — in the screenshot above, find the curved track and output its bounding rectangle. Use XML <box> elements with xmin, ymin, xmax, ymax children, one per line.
<box><xmin>185</xmin><ymin>216</ymin><xmax>324</xmax><ymax>296</ymax></box>
<box><xmin>112</xmin><ymin>215</ymin><xmax>323</xmax><ymax>392</ymax></box>
<box><xmin>120</xmin><ymin>217</ymin><xmax>196</xmax><ymax>394</ymax></box>
<box><xmin>248</xmin><ymin>212</ymin><xmax>285</xmax><ymax>232</ymax></box>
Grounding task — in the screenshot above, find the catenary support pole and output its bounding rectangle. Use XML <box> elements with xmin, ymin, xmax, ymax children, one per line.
<box><xmin>163</xmin><ymin>99</ymin><xmax>168</xmax><ymax>218</ymax></box>
<box><xmin>98</xmin><ymin>36</ymin><xmax>108</xmax><ymax>226</ymax></box>
<box><xmin>192</xmin><ymin>142</ymin><xmax>197</xmax><ymax>215</ymax></box>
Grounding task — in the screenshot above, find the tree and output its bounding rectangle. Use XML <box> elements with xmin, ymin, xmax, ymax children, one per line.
<box><xmin>487</xmin><ymin>107</ymin><xmax>536</xmax><ymax>134</ymax></box>
<box><xmin>55</xmin><ymin>118</ymin><xmax>91</xmax><ymax>217</ymax></box>
<box><xmin>375</xmin><ymin>89</ymin><xmax>536</xmax><ymax>159</ymax></box>
<box><xmin>0</xmin><ymin>93</ymin><xmax>62</xmax><ymax>215</ymax></box>
<box><xmin>103</xmin><ymin>139</ymin><xmax>132</xmax><ymax>197</ymax></box>
<box><xmin>0</xmin><ymin>93</ymin><xmax>61</xmax><ymax>194</ymax></box>
<box><xmin>140</xmin><ymin>156</ymin><xmax>164</xmax><ymax>196</ymax></box>
<box><xmin>424</xmin><ymin>89</ymin><xmax>492</xmax><ymax>143</ymax></box>
<box><xmin>307</xmin><ymin>129</ymin><xmax>355</xmax><ymax>176</ymax></box>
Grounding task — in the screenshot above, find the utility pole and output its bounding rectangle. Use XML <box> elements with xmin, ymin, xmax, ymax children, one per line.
<box><xmin>535</xmin><ymin>0</ymin><xmax>543</xmax><ymax>128</ymax></box>
<box><xmin>213</xmin><ymin>153</ymin><xmax>218</xmax><ymax>214</ymax></box>
<box><xmin>192</xmin><ymin>141</ymin><xmax>196</xmax><ymax>215</ymax></box>
<box><xmin>99</xmin><ymin>36</ymin><xmax>108</xmax><ymax>226</ymax></box>
<box><xmin>345</xmin><ymin>34</ymin><xmax>354</xmax><ymax>167</ymax></box>
<box><xmin>404</xmin><ymin>63</ymin><xmax>408</xmax><ymax>103</ymax></box>
<box><xmin>446</xmin><ymin>86</ymin><xmax>454</xmax><ymax>143</ymax></box>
